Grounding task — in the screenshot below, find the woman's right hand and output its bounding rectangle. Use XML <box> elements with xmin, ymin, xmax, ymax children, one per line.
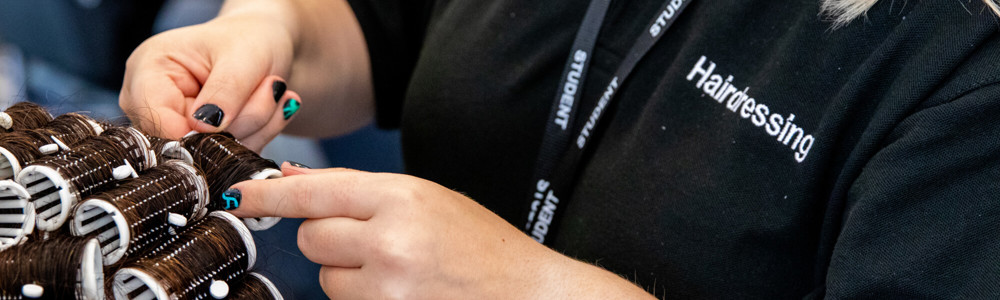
<box><xmin>119</xmin><ymin>1</ymin><xmax>302</xmax><ymax>151</ymax></box>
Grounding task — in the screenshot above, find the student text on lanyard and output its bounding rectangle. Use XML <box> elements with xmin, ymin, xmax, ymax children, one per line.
<box><xmin>524</xmin><ymin>0</ymin><xmax>694</xmax><ymax>244</ymax></box>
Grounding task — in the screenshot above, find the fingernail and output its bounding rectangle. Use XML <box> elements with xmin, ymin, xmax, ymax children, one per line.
<box><xmin>193</xmin><ymin>104</ymin><xmax>224</xmax><ymax>127</ymax></box>
<box><xmin>283</xmin><ymin>99</ymin><xmax>300</xmax><ymax>120</ymax></box>
<box><xmin>286</xmin><ymin>161</ymin><xmax>310</xmax><ymax>168</ymax></box>
<box><xmin>221</xmin><ymin>188</ymin><xmax>241</xmax><ymax>210</ymax></box>
<box><xmin>272</xmin><ymin>80</ymin><xmax>287</xmax><ymax>103</ymax></box>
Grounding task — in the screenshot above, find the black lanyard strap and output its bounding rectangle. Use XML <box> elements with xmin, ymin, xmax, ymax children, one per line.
<box><xmin>525</xmin><ymin>0</ymin><xmax>694</xmax><ymax>244</ymax></box>
<box><xmin>532</xmin><ymin>0</ymin><xmax>612</xmax><ymax>184</ymax></box>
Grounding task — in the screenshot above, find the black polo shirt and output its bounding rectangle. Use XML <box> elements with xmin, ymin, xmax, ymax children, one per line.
<box><xmin>347</xmin><ymin>0</ymin><xmax>1000</xmax><ymax>297</ymax></box>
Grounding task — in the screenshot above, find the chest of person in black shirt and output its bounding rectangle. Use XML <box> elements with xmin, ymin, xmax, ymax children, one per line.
<box><xmin>351</xmin><ymin>0</ymin><xmax>1000</xmax><ymax>297</ymax></box>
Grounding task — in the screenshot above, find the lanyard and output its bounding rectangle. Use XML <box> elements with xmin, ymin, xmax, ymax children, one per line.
<box><xmin>524</xmin><ymin>0</ymin><xmax>694</xmax><ymax>244</ymax></box>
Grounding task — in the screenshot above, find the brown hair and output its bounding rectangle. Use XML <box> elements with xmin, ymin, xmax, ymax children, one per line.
<box><xmin>1</xmin><ymin>102</ymin><xmax>53</xmax><ymax>132</ymax></box>
<box><xmin>18</xmin><ymin>127</ymin><xmax>155</xmax><ymax>231</ymax></box>
<box><xmin>229</xmin><ymin>272</ymin><xmax>284</xmax><ymax>300</ymax></box>
<box><xmin>181</xmin><ymin>133</ymin><xmax>279</xmax><ymax>210</ymax></box>
<box><xmin>0</xmin><ymin>113</ymin><xmax>103</xmax><ymax>179</ymax></box>
<box><xmin>112</xmin><ymin>211</ymin><xmax>255</xmax><ymax>300</ymax></box>
<box><xmin>180</xmin><ymin>133</ymin><xmax>282</xmax><ymax>230</ymax></box>
<box><xmin>69</xmin><ymin>160</ymin><xmax>209</xmax><ymax>266</ymax></box>
<box><xmin>0</xmin><ymin>235</ymin><xmax>104</xmax><ymax>299</ymax></box>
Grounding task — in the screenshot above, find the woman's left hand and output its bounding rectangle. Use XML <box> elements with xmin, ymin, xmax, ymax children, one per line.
<box><xmin>228</xmin><ymin>163</ymin><xmax>654</xmax><ymax>299</ymax></box>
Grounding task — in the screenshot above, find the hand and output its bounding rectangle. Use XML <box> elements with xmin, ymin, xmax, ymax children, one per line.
<box><xmin>228</xmin><ymin>163</ymin><xmax>656</xmax><ymax>299</ymax></box>
<box><xmin>119</xmin><ymin>3</ymin><xmax>302</xmax><ymax>151</ymax></box>
<box><xmin>121</xmin><ymin>0</ymin><xmax>375</xmax><ymax>146</ymax></box>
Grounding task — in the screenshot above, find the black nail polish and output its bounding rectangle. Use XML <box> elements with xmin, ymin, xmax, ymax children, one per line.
<box><xmin>221</xmin><ymin>188</ymin><xmax>242</xmax><ymax>210</ymax></box>
<box><xmin>272</xmin><ymin>80</ymin><xmax>287</xmax><ymax>103</ymax></box>
<box><xmin>193</xmin><ymin>104</ymin><xmax>224</xmax><ymax>127</ymax></box>
<box><xmin>286</xmin><ymin>161</ymin><xmax>311</xmax><ymax>169</ymax></box>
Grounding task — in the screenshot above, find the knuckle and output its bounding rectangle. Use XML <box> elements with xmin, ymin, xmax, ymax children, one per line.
<box><xmin>391</xmin><ymin>179</ymin><xmax>426</xmax><ymax>207</ymax></box>
<box><xmin>123</xmin><ymin>45</ymin><xmax>145</xmax><ymax>69</ymax></box>
<box><xmin>374</xmin><ymin>272</ymin><xmax>416</xmax><ymax>300</ymax></box>
<box><xmin>287</xmin><ymin>179</ymin><xmax>317</xmax><ymax>214</ymax></box>
<box><xmin>296</xmin><ymin>221</ymin><xmax>316</xmax><ymax>258</ymax></box>
<box><xmin>317</xmin><ymin>267</ymin><xmax>338</xmax><ymax>296</ymax></box>
<box><xmin>118</xmin><ymin>91</ymin><xmax>133</xmax><ymax>110</ymax></box>
<box><xmin>373</xmin><ymin>232</ymin><xmax>420</xmax><ymax>273</ymax></box>
<box><xmin>378</xmin><ymin>286</ymin><xmax>408</xmax><ymax>300</ymax></box>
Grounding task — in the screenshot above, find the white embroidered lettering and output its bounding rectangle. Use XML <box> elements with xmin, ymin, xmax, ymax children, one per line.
<box><xmin>687</xmin><ymin>56</ymin><xmax>817</xmax><ymax>163</ymax></box>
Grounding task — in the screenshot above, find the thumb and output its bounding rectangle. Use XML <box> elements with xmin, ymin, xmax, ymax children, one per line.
<box><xmin>189</xmin><ymin>56</ymin><xmax>269</xmax><ymax>132</ymax></box>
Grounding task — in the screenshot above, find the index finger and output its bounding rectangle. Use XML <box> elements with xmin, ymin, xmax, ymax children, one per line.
<box><xmin>225</xmin><ymin>168</ymin><xmax>378</xmax><ymax>220</ymax></box>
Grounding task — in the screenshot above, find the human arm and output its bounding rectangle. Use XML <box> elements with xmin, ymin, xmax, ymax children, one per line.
<box><xmin>119</xmin><ymin>0</ymin><xmax>372</xmax><ymax>150</ymax></box>
<box><xmin>227</xmin><ymin>164</ymin><xmax>656</xmax><ymax>299</ymax></box>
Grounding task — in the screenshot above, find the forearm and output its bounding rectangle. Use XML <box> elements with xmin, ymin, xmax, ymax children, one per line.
<box><xmin>529</xmin><ymin>249</ymin><xmax>657</xmax><ymax>299</ymax></box>
<box><xmin>219</xmin><ymin>0</ymin><xmax>375</xmax><ymax>138</ymax></box>
<box><xmin>485</xmin><ymin>221</ymin><xmax>655</xmax><ymax>299</ymax></box>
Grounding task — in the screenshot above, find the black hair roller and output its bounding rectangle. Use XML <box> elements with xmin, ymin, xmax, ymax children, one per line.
<box><xmin>68</xmin><ymin>160</ymin><xmax>210</xmax><ymax>266</ymax></box>
<box><xmin>112</xmin><ymin>211</ymin><xmax>256</xmax><ymax>300</ymax></box>
<box><xmin>0</xmin><ymin>235</ymin><xmax>104</xmax><ymax>299</ymax></box>
<box><xmin>0</xmin><ymin>113</ymin><xmax>104</xmax><ymax>180</ymax></box>
<box><xmin>0</xmin><ymin>102</ymin><xmax>53</xmax><ymax>132</ymax></box>
<box><xmin>181</xmin><ymin>132</ymin><xmax>281</xmax><ymax>230</ymax></box>
<box><xmin>16</xmin><ymin>127</ymin><xmax>157</xmax><ymax>231</ymax></box>
<box><xmin>0</xmin><ymin>180</ymin><xmax>33</xmax><ymax>252</ymax></box>
<box><xmin>228</xmin><ymin>272</ymin><xmax>284</xmax><ymax>300</ymax></box>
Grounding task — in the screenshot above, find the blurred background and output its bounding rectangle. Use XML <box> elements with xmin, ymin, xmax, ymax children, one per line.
<box><xmin>0</xmin><ymin>0</ymin><xmax>403</xmax><ymax>298</ymax></box>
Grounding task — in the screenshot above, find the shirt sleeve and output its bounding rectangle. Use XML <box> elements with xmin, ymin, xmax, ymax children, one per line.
<box><xmin>346</xmin><ymin>0</ymin><xmax>433</xmax><ymax>128</ymax></box>
<box><xmin>823</xmin><ymin>82</ymin><xmax>1000</xmax><ymax>298</ymax></box>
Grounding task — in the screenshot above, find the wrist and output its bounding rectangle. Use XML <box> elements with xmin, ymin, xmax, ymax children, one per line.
<box><xmin>216</xmin><ymin>0</ymin><xmax>302</xmax><ymax>50</ymax></box>
<box><xmin>528</xmin><ymin>250</ymin><xmax>655</xmax><ymax>299</ymax></box>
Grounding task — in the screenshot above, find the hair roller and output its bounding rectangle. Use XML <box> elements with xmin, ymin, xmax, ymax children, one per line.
<box><xmin>69</xmin><ymin>160</ymin><xmax>209</xmax><ymax>265</ymax></box>
<box><xmin>112</xmin><ymin>211</ymin><xmax>256</xmax><ymax>300</ymax></box>
<box><xmin>228</xmin><ymin>272</ymin><xmax>284</xmax><ymax>300</ymax></box>
<box><xmin>0</xmin><ymin>235</ymin><xmax>104</xmax><ymax>299</ymax></box>
<box><xmin>181</xmin><ymin>133</ymin><xmax>282</xmax><ymax>230</ymax></box>
<box><xmin>146</xmin><ymin>136</ymin><xmax>194</xmax><ymax>165</ymax></box>
<box><xmin>0</xmin><ymin>180</ymin><xmax>33</xmax><ymax>251</ymax></box>
<box><xmin>0</xmin><ymin>113</ymin><xmax>104</xmax><ymax>180</ymax></box>
<box><xmin>0</xmin><ymin>102</ymin><xmax>53</xmax><ymax>132</ymax></box>
<box><xmin>17</xmin><ymin>127</ymin><xmax>156</xmax><ymax>231</ymax></box>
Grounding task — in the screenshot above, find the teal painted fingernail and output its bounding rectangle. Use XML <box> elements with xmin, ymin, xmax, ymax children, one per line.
<box><xmin>283</xmin><ymin>99</ymin><xmax>300</xmax><ymax>120</ymax></box>
<box><xmin>222</xmin><ymin>188</ymin><xmax>241</xmax><ymax>210</ymax></box>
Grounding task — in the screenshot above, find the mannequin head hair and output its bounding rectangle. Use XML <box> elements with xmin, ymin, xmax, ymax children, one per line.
<box><xmin>112</xmin><ymin>211</ymin><xmax>256</xmax><ymax>300</ymax></box>
<box><xmin>0</xmin><ymin>235</ymin><xmax>104</xmax><ymax>299</ymax></box>
<box><xmin>70</xmin><ymin>160</ymin><xmax>209</xmax><ymax>266</ymax></box>
<box><xmin>180</xmin><ymin>133</ymin><xmax>282</xmax><ymax>230</ymax></box>
<box><xmin>17</xmin><ymin>127</ymin><xmax>156</xmax><ymax>231</ymax></box>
